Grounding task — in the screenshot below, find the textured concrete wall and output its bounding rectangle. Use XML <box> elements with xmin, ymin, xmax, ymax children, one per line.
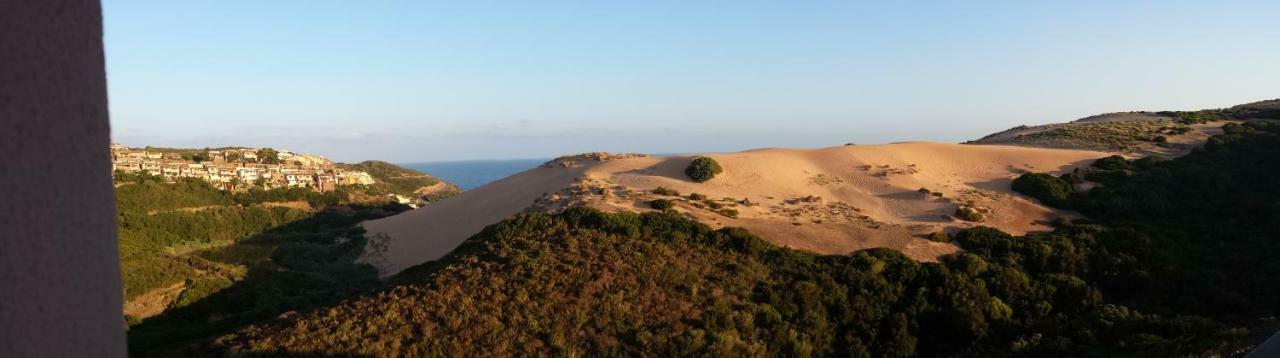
<box><xmin>0</xmin><ymin>1</ymin><xmax>126</xmax><ymax>356</ymax></box>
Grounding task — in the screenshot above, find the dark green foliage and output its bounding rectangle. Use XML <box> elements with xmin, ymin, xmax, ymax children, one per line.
<box><xmin>255</xmin><ymin>148</ymin><xmax>279</xmax><ymax>164</ymax></box>
<box><xmin>1011</xmin><ymin>173</ymin><xmax>1073</xmax><ymax>208</ymax></box>
<box><xmin>220</xmin><ymin>207</ymin><xmax>1245</xmax><ymax>356</ymax></box>
<box><xmin>1072</xmin><ymin>121</ymin><xmax>1280</xmax><ymax>318</ymax></box>
<box><xmin>1157</xmin><ymin>109</ymin><xmax>1233</xmax><ymax>124</ymax></box>
<box><xmin>925</xmin><ymin>231</ymin><xmax>951</xmax><ymax>243</ymax></box>
<box><xmin>114</xmin><ymin>174</ymin><xmax>413</xmax><ymax>356</ymax></box>
<box><xmin>1091</xmin><ymin>155</ymin><xmax>1130</xmax><ymax>170</ymax></box>
<box><xmin>122</xmin><ymin>203</ymin><xmax>406</xmax><ymax>356</ymax></box>
<box><xmin>117</xmin><ymin>206</ymin><xmax>314</xmax><ymax>299</ymax></box>
<box><xmin>139</xmin><ymin>120</ymin><xmax>1280</xmax><ymax>356</ymax></box>
<box><xmin>232</xmin><ymin>186</ymin><xmax>350</xmax><ymax>207</ymax></box>
<box><xmin>688</xmin><ymin>192</ymin><xmax>707</xmax><ymax>200</ymax></box>
<box><xmin>648</xmin><ymin>199</ymin><xmax>673</xmax><ymax>210</ymax></box>
<box><xmin>335</xmin><ymin>160</ymin><xmax>460</xmax><ymax>201</ymax></box>
<box><xmin>685</xmin><ymin>156</ymin><xmax>723</xmax><ymax>182</ymax></box>
<box><xmin>651</xmin><ymin>186</ymin><xmax>680</xmax><ymax>196</ymax></box>
<box><xmin>127</xmin><ymin>225</ymin><xmax>385</xmax><ymax>355</ymax></box>
<box><xmin>114</xmin><ymin>174</ymin><xmax>234</xmax><ymax>213</ymax></box>
<box><xmin>954</xmin><ymin>206</ymin><xmax>983</xmax><ymax>222</ymax></box>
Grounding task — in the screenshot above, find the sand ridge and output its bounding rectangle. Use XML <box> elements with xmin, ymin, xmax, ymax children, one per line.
<box><xmin>359</xmin><ymin>142</ymin><xmax>1108</xmax><ymax>278</ymax></box>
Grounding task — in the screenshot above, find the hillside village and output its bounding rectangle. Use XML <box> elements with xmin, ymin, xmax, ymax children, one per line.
<box><xmin>110</xmin><ymin>144</ymin><xmax>377</xmax><ymax>193</ymax></box>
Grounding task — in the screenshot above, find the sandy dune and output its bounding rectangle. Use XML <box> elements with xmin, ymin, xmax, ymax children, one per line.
<box><xmin>360</xmin><ymin>142</ymin><xmax>1108</xmax><ymax>278</ymax></box>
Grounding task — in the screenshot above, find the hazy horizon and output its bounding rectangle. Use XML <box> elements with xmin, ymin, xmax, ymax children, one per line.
<box><xmin>104</xmin><ymin>1</ymin><xmax>1280</xmax><ymax>162</ymax></box>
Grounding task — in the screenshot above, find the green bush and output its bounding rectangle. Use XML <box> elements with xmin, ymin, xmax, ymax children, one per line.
<box><xmin>955</xmin><ymin>207</ymin><xmax>984</xmax><ymax>222</ymax></box>
<box><xmin>651</xmin><ymin>186</ymin><xmax>680</xmax><ymax>196</ymax></box>
<box><xmin>648</xmin><ymin>199</ymin><xmax>673</xmax><ymax>210</ymax></box>
<box><xmin>688</xmin><ymin>193</ymin><xmax>707</xmax><ymax>200</ymax></box>
<box><xmin>716</xmin><ymin>207</ymin><xmax>739</xmax><ymax>218</ymax></box>
<box><xmin>685</xmin><ymin>157</ymin><xmax>723</xmax><ymax>183</ymax></box>
<box><xmin>1012</xmin><ymin>173</ymin><xmax>1073</xmax><ymax>208</ymax></box>
<box><xmin>925</xmin><ymin>231</ymin><xmax>951</xmax><ymax>243</ymax></box>
<box><xmin>1092</xmin><ymin>155</ymin><xmax>1130</xmax><ymax>170</ymax></box>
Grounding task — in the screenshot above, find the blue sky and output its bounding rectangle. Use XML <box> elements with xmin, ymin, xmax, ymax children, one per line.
<box><xmin>104</xmin><ymin>1</ymin><xmax>1280</xmax><ymax>162</ymax></box>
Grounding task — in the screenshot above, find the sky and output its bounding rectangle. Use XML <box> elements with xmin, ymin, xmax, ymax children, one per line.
<box><xmin>103</xmin><ymin>1</ymin><xmax>1280</xmax><ymax>162</ymax></box>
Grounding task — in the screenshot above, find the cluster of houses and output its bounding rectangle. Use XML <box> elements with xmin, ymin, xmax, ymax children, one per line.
<box><xmin>110</xmin><ymin>144</ymin><xmax>376</xmax><ymax>192</ymax></box>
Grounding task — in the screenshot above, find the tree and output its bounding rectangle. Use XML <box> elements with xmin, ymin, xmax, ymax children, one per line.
<box><xmin>257</xmin><ymin>148</ymin><xmax>280</xmax><ymax>164</ymax></box>
<box><xmin>685</xmin><ymin>157</ymin><xmax>723</xmax><ymax>183</ymax></box>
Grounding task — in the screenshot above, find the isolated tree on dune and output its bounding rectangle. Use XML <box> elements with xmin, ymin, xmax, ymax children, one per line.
<box><xmin>685</xmin><ymin>157</ymin><xmax>723</xmax><ymax>183</ymax></box>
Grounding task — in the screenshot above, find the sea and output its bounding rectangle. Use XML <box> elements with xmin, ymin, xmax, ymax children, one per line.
<box><xmin>402</xmin><ymin>158</ymin><xmax>547</xmax><ymax>191</ymax></box>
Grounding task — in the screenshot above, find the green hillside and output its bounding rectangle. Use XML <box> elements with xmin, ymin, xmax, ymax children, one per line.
<box><xmin>211</xmin><ymin>121</ymin><xmax>1280</xmax><ymax>356</ymax></box>
<box><xmin>114</xmin><ymin>173</ymin><xmax>417</xmax><ymax>355</ymax></box>
<box><xmin>968</xmin><ymin>102</ymin><xmax>1280</xmax><ymax>153</ymax></box>
<box><xmin>336</xmin><ymin>160</ymin><xmax>461</xmax><ymax>201</ymax></box>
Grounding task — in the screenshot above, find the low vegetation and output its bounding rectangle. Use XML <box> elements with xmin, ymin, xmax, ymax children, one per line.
<box><xmin>953</xmin><ymin>206</ymin><xmax>983</xmax><ymax>222</ymax></box>
<box><xmin>651</xmin><ymin>186</ymin><xmax>680</xmax><ymax>196</ymax></box>
<box><xmin>208</xmin><ymin>119</ymin><xmax>1280</xmax><ymax>356</ymax></box>
<box><xmin>1010</xmin><ymin>173</ymin><xmax>1073</xmax><ymax>207</ymax></box>
<box><xmin>969</xmin><ymin>104</ymin><xmax>1280</xmax><ymax>152</ymax></box>
<box><xmin>115</xmin><ymin>173</ymin><xmax>417</xmax><ymax>356</ymax></box>
<box><xmin>335</xmin><ymin>160</ymin><xmax>461</xmax><ymax>201</ymax></box>
<box><xmin>648</xmin><ymin>199</ymin><xmax>673</xmax><ymax>210</ymax></box>
<box><xmin>685</xmin><ymin>156</ymin><xmax>723</xmax><ymax>182</ymax></box>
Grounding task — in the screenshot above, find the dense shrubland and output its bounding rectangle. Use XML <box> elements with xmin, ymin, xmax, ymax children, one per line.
<box><xmin>1010</xmin><ymin>173</ymin><xmax>1072</xmax><ymax>207</ymax></box>
<box><xmin>125</xmin><ymin>208</ymin><xmax>396</xmax><ymax>355</ymax></box>
<box><xmin>220</xmin><ymin>203</ymin><xmax>1248</xmax><ymax>356</ymax></box>
<box><xmin>115</xmin><ymin>173</ymin><xmax>418</xmax><ymax>356</ymax></box>
<box><xmin>119</xmin><ymin>120</ymin><xmax>1280</xmax><ymax>356</ymax></box>
<box><xmin>211</xmin><ymin>120</ymin><xmax>1280</xmax><ymax>356</ymax></box>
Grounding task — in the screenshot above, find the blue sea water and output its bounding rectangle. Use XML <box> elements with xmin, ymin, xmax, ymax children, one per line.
<box><xmin>402</xmin><ymin>159</ymin><xmax>547</xmax><ymax>191</ymax></box>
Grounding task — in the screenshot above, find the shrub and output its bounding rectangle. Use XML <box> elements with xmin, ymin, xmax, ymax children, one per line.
<box><xmin>685</xmin><ymin>157</ymin><xmax>723</xmax><ymax>183</ymax></box>
<box><xmin>649</xmin><ymin>199</ymin><xmax>673</xmax><ymax>210</ymax></box>
<box><xmin>688</xmin><ymin>193</ymin><xmax>707</xmax><ymax>200</ymax></box>
<box><xmin>1131</xmin><ymin>156</ymin><xmax>1167</xmax><ymax>170</ymax></box>
<box><xmin>716</xmin><ymin>207</ymin><xmax>739</xmax><ymax>218</ymax></box>
<box><xmin>955</xmin><ymin>207</ymin><xmax>984</xmax><ymax>222</ymax></box>
<box><xmin>1011</xmin><ymin>173</ymin><xmax>1073</xmax><ymax>208</ymax></box>
<box><xmin>1091</xmin><ymin>155</ymin><xmax>1130</xmax><ymax>170</ymax></box>
<box><xmin>925</xmin><ymin>231</ymin><xmax>951</xmax><ymax>243</ymax></box>
<box><xmin>652</xmin><ymin>186</ymin><xmax>680</xmax><ymax>196</ymax></box>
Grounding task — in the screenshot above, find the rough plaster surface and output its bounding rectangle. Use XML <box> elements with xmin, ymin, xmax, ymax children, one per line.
<box><xmin>0</xmin><ymin>1</ymin><xmax>126</xmax><ymax>356</ymax></box>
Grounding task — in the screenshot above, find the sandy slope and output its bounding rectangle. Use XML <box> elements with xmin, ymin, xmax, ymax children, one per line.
<box><xmin>360</xmin><ymin>165</ymin><xmax>589</xmax><ymax>276</ymax></box>
<box><xmin>360</xmin><ymin>142</ymin><xmax>1108</xmax><ymax>278</ymax></box>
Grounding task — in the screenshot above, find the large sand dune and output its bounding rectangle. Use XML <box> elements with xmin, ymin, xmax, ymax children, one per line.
<box><xmin>360</xmin><ymin>142</ymin><xmax>1108</xmax><ymax>278</ymax></box>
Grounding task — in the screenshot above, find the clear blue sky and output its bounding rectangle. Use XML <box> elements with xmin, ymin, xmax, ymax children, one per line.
<box><xmin>104</xmin><ymin>1</ymin><xmax>1279</xmax><ymax>162</ymax></box>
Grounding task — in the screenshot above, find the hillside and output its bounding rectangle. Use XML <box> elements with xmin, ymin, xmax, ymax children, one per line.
<box><xmin>359</xmin><ymin>143</ymin><xmax>1107</xmax><ymax>277</ymax></box>
<box><xmin>967</xmin><ymin>100</ymin><xmax>1280</xmax><ymax>156</ymax></box>
<box><xmin>218</xmin><ymin>121</ymin><xmax>1280</xmax><ymax>355</ymax></box>
<box><xmin>114</xmin><ymin>173</ymin><xmax>423</xmax><ymax>355</ymax></box>
<box><xmin>335</xmin><ymin>160</ymin><xmax>461</xmax><ymax>201</ymax></box>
